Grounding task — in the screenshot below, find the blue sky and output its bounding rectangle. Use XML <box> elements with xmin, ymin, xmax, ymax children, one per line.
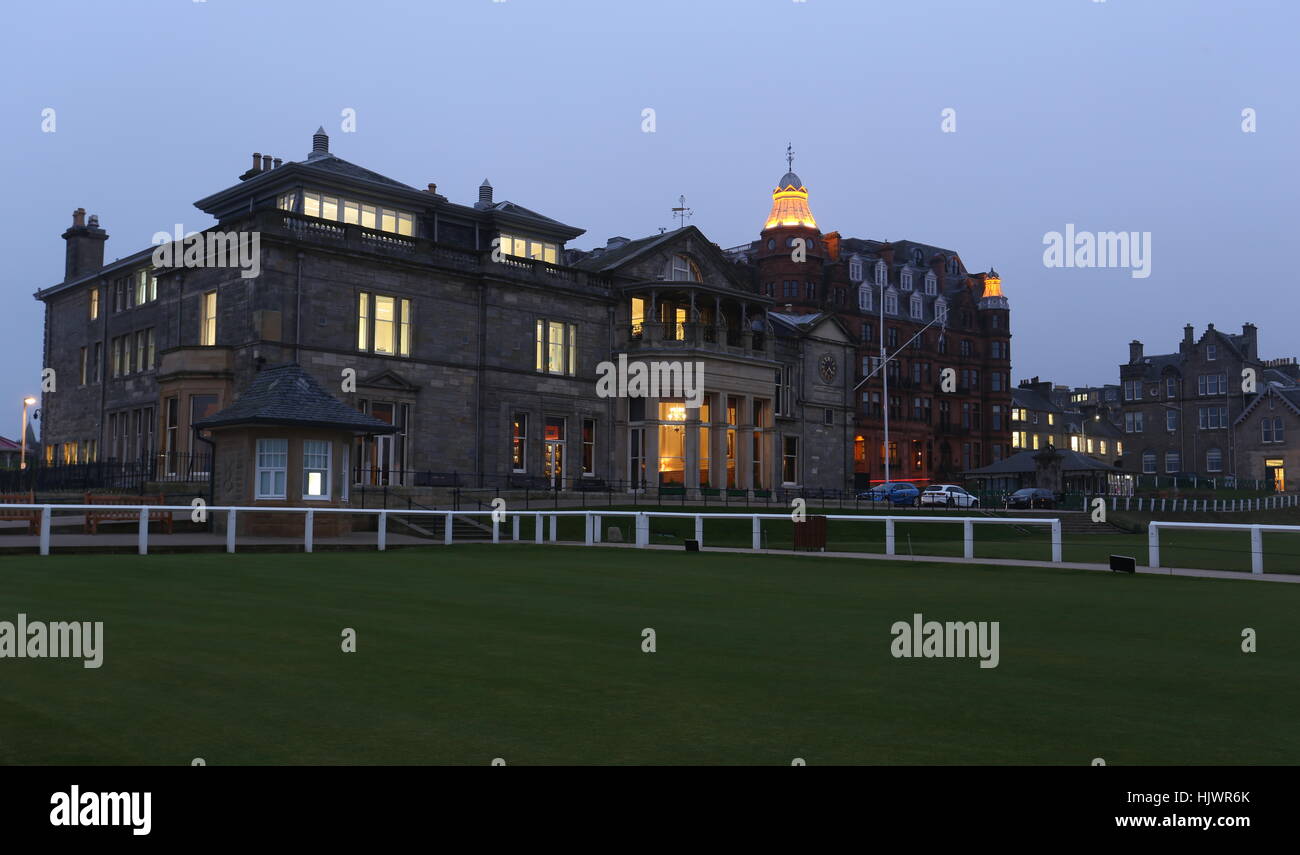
<box><xmin>3</xmin><ymin>0</ymin><xmax>1296</xmax><ymax>440</ymax></box>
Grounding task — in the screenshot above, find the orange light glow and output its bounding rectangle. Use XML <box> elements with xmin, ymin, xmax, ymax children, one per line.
<box><xmin>983</xmin><ymin>274</ymin><xmax>1003</xmax><ymax>298</ymax></box>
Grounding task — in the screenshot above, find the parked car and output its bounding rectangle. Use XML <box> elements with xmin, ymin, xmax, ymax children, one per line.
<box><xmin>1007</xmin><ymin>487</ymin><xmax>1055</xmax><ymax>509</ymax></box>
<box><xmin>920</xmin><ymin>484</ymin><xmax>980</xmax><ymax>508</ymax></box>
<box><xmin>857</xmin><ymin>482</ymin><xmax>921</xmax><ymax>506</ymax></box>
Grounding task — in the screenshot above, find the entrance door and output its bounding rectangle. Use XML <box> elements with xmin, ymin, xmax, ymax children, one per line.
<box><xmin>1267</xmin><ymin>458</ymin><xmax>1285</xmax><ymax>492</ymax></box>
<box><xmin>543</xmin><ymin>417</ymin><xmax>565</xmax><ymax>489</ymax></box>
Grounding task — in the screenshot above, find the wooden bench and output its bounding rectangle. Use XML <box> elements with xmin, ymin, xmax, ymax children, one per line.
<box><xmin>83</xmin><ymin>493</ymin><xmax>174</xmax><ymax>535</ymax></box>
<box><xmin>0</xmin><ymin>492</ymin><xmax>41</xmax><ymax>534</ymax></box>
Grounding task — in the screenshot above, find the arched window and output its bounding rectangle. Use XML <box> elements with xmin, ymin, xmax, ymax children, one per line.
<box><xmin>1206</xmin><ymin>448</ymin><xmax>1223</xmax><ymax>472</ymax></box>
<box><xmin>1142</xmin><ymin>450</ymin><xmax>1156</xmax><ymax>474</ymax></box>
<box><xmin>912</xmin><ymin>248</ymin><xmax>924</xmax><ymax>265</ymax></box>
<box><xmin>910</xmin><ymin>293</ymin><xmax>922</xmax><ymax>319</ymax></box>
<box><xmin>875</xmin><ymin>260</ymin><xmax>887</xmax><ymax>287</ymax></box>
<box><xmin>924</xmin><ymin>273</ymin><xmax>937</xmax><ymax>295</ymax></box>
<box><xmin>858</xmin><ymin>284</ymin><xmax>872</xmax><ymax>312</ymax></box>
<box><xmin>668</xmin><ymin>254</ymin><xmax>702</xmax><ymax>282</ymax></box>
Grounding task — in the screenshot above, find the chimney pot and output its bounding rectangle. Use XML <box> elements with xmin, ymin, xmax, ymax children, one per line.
<box><xmin>252</xmin><ymin>153</ymin><xmax>262</xmax><ymax>171</ymax></box>
<box><xmin>1129</xmin><ymin>340</ymin><xmax>1144</xmax><ymax>363</ymax></box>
<box><xmin>273</xmin><ymin>157</ymin><xmax>283</xmax><ymax>169</ymax></box>
<box><xmin>87</xmin><ymin>214</ymin><xmax>99</xmax><ymax>228</ymax></box>
<box><xmin>71</xmin><ymin>208</ymin><xmax>85</xmax><ymax>227</ymax></box>
<box><xmin>427</xmin><ymin>183</ymin><xmax>437</xmax><ymax>194</ymax></box>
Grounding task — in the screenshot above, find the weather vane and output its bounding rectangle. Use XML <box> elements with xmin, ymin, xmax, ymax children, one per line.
<box><xmin>672</xmin><ymin>195</ymin><xmax>693</xmax><ymax>228</ymax></box>
<box><xmin>786</xmin><ymin>141</ymin><xmax>794</xmax><ymax>172</ymax></box>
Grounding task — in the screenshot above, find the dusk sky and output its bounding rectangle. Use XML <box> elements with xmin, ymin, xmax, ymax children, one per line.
<box><xmin>4</xmin><ymin>0</ymin><xmax>1296</xmax><ymax>440</ymax></box>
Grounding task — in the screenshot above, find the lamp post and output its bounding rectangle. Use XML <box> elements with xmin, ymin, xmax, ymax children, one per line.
<box><xmin>20</xmin><ymin>396</ymin><xmax>36</xmax><ymax>470</ymax></box>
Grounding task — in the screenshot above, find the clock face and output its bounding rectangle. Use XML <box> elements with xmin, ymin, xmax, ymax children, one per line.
<box><xmin>819</xmin><ymin>353</ymin><xmax>837</xmax><ymax>384</ymax></box>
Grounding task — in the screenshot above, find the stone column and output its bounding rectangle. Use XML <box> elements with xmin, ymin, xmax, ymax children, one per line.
<box><xmin>738</xmin><ymin>394</ymin><xmax>754</xmax><ymax>494</ymax></box>
<box><xmin>712</xmin><ymin>392</ymin><xmax>727</xmax><ymax>490</ymax></box>
<box><xmin>685</xmin><ymin>406</ymin><xmax>700</xmax><ymax>498</ymax></box>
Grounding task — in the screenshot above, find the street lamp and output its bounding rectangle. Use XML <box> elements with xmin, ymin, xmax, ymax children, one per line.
<box><xmin>20</xmin><ymin>396</ymin><xmax>36</xmax><ymax>470</ymax></box>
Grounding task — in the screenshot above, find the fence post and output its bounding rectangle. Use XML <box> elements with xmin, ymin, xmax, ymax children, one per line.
<box><xmin>962</xmin><ymin>519</ymin><xmax>974</xmax><ymax>559</ymax></box>
<box><xmin>492</xmin><ymin>515</ymin><xmax>500</xmax><ymax>544</ymax></box>
<box><xmin>549</xmin><ymin>516</ymin><xmax>558</xmax><ymax>542</ymax></box>
<box><xmin>1050</xmin><ymin>519</ymin><xmax>1062</xmax><ymax>563</ymax></box>
<box><xmin>635</xmin><ymin>513</ymin><xmax>648</xmax><ymax>548</ymax></box>
<box><xmin>1148</xmin><ymin>523</ymin><xmax>1160</xmax><ymax>569</ymax></box>
<box><xmin>885</xmin><ymin>518</ymin><xmax>895</xmax><ymax>556</ymax></box>
<box><xmin>378</xmin><ymin>511</ymin><xmax>387</xmax><ymax>551</ymax></box>
<box><xmin>138</xmin><ymin>507</ymin><xmax>148</xmax><ymax>556</ymax></box>
<box><xmin>227</xmin><ymin>509</ymin><xmax>237</xmax><ymax>553</ymax></box>
<box><xmin>535</xmin><ymin>513</ymin><xmax>543</xmax><ymax>544</ymax></box>
<box><xmin>584</xmin><ymin>513</ymin><xmax>593</xmax><ymax>546</ymax></box>
<box><xmin>444</xmin><ymin>511</ymin><xmax>453</xmax><ymax>545</ymax></box>
<box><xmin>39</xmin><ymin>506</ymin><xmax>50</xmax><ymax>556</ymax></box>
<box><xmin>1250</xmin><ymin>526</ymin><xmax>1263</xmax><ymax>575</ymax></box>
<box><xmin>512</xmin><ymin>515</ymin><xmax>520</xmax><ymax>541</ymax></box>
<box><xmin>304</xmin><ymin>510</ymin><xmax>314</xmax><ymax>554</ymax></box>
<box><xmin>695</xmin><ymin>515</ymin><xmax>704</xmax><ymax>548</ymax></box>
<box><xmin>593</xmin><ymin>514</ymin><xmax>602</xmax><ymax>543</ymax></box>
<box><xmin>751</xmin><ymin>516</ymin><xmax>761</xmax><ymax>551</ymax></box>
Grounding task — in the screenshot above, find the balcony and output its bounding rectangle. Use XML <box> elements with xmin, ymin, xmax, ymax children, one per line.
<box><xmin>621</xmin><ymin>321</ymin><xmax>771</xmax><ymax>359</ymax></box>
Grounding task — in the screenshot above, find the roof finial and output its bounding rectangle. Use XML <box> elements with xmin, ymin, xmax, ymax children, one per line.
<box><xmin>786</xmin><ymin>141</ymin><xmax>794</xmax><ymax>172</ymax></box>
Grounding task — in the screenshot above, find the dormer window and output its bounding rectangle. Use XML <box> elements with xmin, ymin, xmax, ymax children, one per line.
<box><xmin>934</xmin><ymin>297</ymin><xmax>948</xmax><ymax>323</ymax></box>
<box><xmin>912</xmin><ymin>248</ymin><xmax>924</xmax><ymax>265</ymax></box>
<box><xmin>924</xmin><ymin>272</ymin><xmax>937</xmax><ymax>295</ymax></box>
<box><xmin>669</xmin><ymin>254</ymin><xmax>702</xmax><ymax>282</ymax></box>
<box><xmin>501</xmin><ymin>233</ymin><xmax>558</xmax><ymax>263</ymax></box>
<box><xmin>849</xmin><ymin>257</ymin><xmax>863</xmax><ymax>282</ymax></box>
<box><xmin>884</xmin><ymin>291</ymin><xmax>898</xmax><ymax>315</ymax></box>
<box><xmin>858</xmin><ymin>284</ymin><xmax>872</xmax><ymax>312</ymax></box>
<box><xmin>901</xmin><ymin>270</ymin><xmax>913</xmax><ymax>291</ymax></box>
<box><xmin>909</xmin><ymin>293</ymin><xmax>922</xmax><ymax>319</ymax></box>
<box><xmin>947</xmin><ymin>256</ymin><xmax>960</xmax><ymax>275</ymax></box>
<box><xmin>301</xmin><ymin>190</ymin><xmax>414</xmax><ymax>236</ymax></box>
<box><xmin>875</xmin><ymin>260</ymin><xmax>887</xmax><ymax>287</ymax></box>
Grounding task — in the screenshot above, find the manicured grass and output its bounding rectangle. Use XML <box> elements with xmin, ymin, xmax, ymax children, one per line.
<box><xmin>1</xmin><ymin>545</ymin><xmax>1297</xmax><ymax>765</ymax></box>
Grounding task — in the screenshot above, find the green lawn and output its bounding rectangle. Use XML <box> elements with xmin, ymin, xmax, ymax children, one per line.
<box><xmin>1</xmin><ymin>545</ymin><xmax>1297</xmax><ymax>765</ymax></box>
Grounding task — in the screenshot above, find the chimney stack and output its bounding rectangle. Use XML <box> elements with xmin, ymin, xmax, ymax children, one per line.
<box><xmin>1242</xmin><ymin>322</ymin><xmax>1258</xmax><ymax>358</ymax></box>
<box><xmin>1183</xmin><ymin>323</ymin><xmax>1194</xmax><ymax>345</ymax></box>
<box><xmin>1129</xmin><ymin>340</ymin><xmax>1144</xmax><ymax>363</ymax></box>
<box><xmin>427</xmin><ymin>183</ymin><xmax>437</xmax><ymax>194</ymax></box>
<box><xmin>273</xmin><ymin>157</ymin><xmax>283</xmax><ymax>169</ymax></box>
<box><xmin>62</xmin><ymin>208</ymin><xmax>108</xmax><ymax>282</ymax></box>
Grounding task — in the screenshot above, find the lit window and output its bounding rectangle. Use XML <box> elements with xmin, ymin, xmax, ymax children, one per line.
<box><xmin>303</xmin><ymin>440</ymin><xmax>331</xmax><ymax>499</ymax></box>
<box><xmin>582</xmin><ymin>418</ymin><xmax>596</xmax><ymax>476</ymax></box>
<box><xmin>535</xmin><ymin>319</ymin><xmax>577</xmax><ymax>376</ymax></box>
<box><xmin>512</xmin><ymin>413</ymin><xmax>528</xmax><ymax>472</ymax></box>
<box><xmin>200</xmin><ymin>291</ymin><xmax>217</xmax><ymax>346</ymax></box>
<box><xmin>500</xmin><ymin>233</ymin><xmax>559</xmax><ymax>263</ymax></box>
<box><xmin>89</xmin><ymin>287</ymin><xmax>100</xmax><ymax>320</ymax></box>
<box><xmin>669</xmin><ymin>255</ymin><xmax>701</xmax><ymax>282</ymax></box>
<box><xmin>357</xmin><ymin>293</ymin><xmax>411</xmax><ymax>357</ymax></box>
<box><xmin>255</xmin><ymin>438</ymin><xmax>288</xmax><ymax>499</ymax></box>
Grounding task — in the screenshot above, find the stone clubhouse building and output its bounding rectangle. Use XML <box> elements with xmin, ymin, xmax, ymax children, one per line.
<box><xmin>35</xmin><ymin>128</ymin><xmax>872</xmax><ymax>502</ymax></box>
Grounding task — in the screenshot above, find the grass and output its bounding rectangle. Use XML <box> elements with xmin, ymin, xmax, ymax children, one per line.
<box><xmin>1</xmin><ymin>545</ymin><xmax>1298</xmax><ymax>765</ymax></box>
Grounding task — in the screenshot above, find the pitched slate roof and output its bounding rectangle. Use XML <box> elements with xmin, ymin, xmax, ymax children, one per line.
<box><xmin>964</xmin><ymin>448</ymin><xmax>1126</xmax><ymax>476</ymax></box>
<box><xmin>194</xmin><ymin>364</ymin><xmax>396</xmax><ymax>433</ymax></box>
<box><xmin>299</xmin><ymin>153</ymin><xmax>417</xmax><ymax>191</ymax></box>
<box><xmin>570</xmin><ymin>229</ymin><xmax>684</xmax><ymax>272</ymax></box>
<box><xmin>1012</xmin><ymin>387</ymin><xmax>1061</xmax><ymax>413</ymax></box>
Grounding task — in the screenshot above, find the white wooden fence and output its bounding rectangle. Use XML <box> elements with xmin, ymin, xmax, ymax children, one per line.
<box><xmin>1098</xmin><ymin>494</ymin><xmax>1298</xmax><ymax>514</ymax></box>
<box><xmin>1148</xmin><ymin>521</ymin><xmax>1300</xmax><ymax>575</ymax></box>
<box><xmin>10</xmin><ymin>504</ymin><xmax>1061</xmax><ymax>564</ymax></box>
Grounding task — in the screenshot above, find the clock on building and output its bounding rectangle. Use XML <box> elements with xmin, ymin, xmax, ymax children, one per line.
<box><xmin>818</xmin><ymin>353</ymin><xmax>837</xmax><ymax>384</ymax></box>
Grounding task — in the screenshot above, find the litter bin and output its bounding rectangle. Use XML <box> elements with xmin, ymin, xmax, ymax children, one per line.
<box><xmin>793</xmin><ymin>515</ymin><xmax>827</xmax><ymax>551</ymax></box>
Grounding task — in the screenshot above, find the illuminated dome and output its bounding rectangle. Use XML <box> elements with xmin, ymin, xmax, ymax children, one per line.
<box><xmin>764</xmin><ymin>170</ymin><xmax>818</xmax><ymax>230</ymax></box>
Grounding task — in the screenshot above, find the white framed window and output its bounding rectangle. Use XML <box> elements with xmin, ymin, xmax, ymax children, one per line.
<box><xmin>303</xmin><ymin>440</ymin><xmax>331</xmax><ymax>499</ymax></box>
<box><xmin>256</xmin><ymin>438</ymin><xmax>288</xmax><ymax>499</ymax></box>
<box><xmin>924</xmin><ymin>273</ymin><xmax>937</xmax><ymax>295</ymax></box>
<box><xmin>1206</xmin><ymin>448</ymin><xmax>1223</xmax><ymax>472</ymax></box>
<box><xmin>909</xmin><ymin>293</ymin><xmax>922</xmax><ymax>319</ymax></box>
<box><xmin>1166</xmin><ymin>409</ymin><xmax>1177</xmax><ymax>431</ymax></box>
<box><xmin>357</xmin><ymin>292</ymin><xmax>412</xmax><ymax>357</ymax></box>
<box><xmin>884</xmin><ymin>292</ymin><xmax>898</xmax><ymax>315</ymax></box>
<box><xmin>668</xmin><ymin>254</ymin><xmax>701</xmax><ymax>282</ymax></box>
<box><xmin>874</xmin><ymin>260</ymin><xmax>887</xmax><ymax>286</ymax></box>
<box><xmin>1206</xmin><ymin>344</ymin><xmax>1217</xmax><ymax>361</ymax></box>
<box><xmin>901</xmin><ymin>270</ymin><xmax>913</xmax><ymax>291</ymax></box>
<box><xmin>1142</xmin><ymin>450</ymin><xmax>1156</xmax><ymax>474</ymax></box>
<box><xmin>934</xmin><ymin>297</ymin><xmax>948</xmax><ymax>324</ymax></box>
<box><xmin>535</xmin><ymin>319</ymin><xmax>578</xmax><ymax>376</ymax></box>
<box><xmin>857</xmin><ymin>284</ymin><xmax>872</xmax><ymax>312</ymax></box>
<box><xmin>849</xmin><ymin>257</ymin><xmax>863</xmax><ymax>282</ymax></box>
<box><xmin>500</xmin><ymin>232</ymin><xmax>559</xmax><ymax>264</ymax></box>
<box><xmin>1165</xmin><ymin>450</ymin><xmax>1180</xmax><ymax>473</ymax></box>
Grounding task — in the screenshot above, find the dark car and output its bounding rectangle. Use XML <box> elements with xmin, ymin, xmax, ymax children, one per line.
<box><xmin>856</xmin><ymin>482</ymin><xmax>921</xmax><ymax>506</ymax></box>
<box><xmin>1008</xmin><ymin>487</ymin><xmax>1055</xmax><ymax>509</ymax></box>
